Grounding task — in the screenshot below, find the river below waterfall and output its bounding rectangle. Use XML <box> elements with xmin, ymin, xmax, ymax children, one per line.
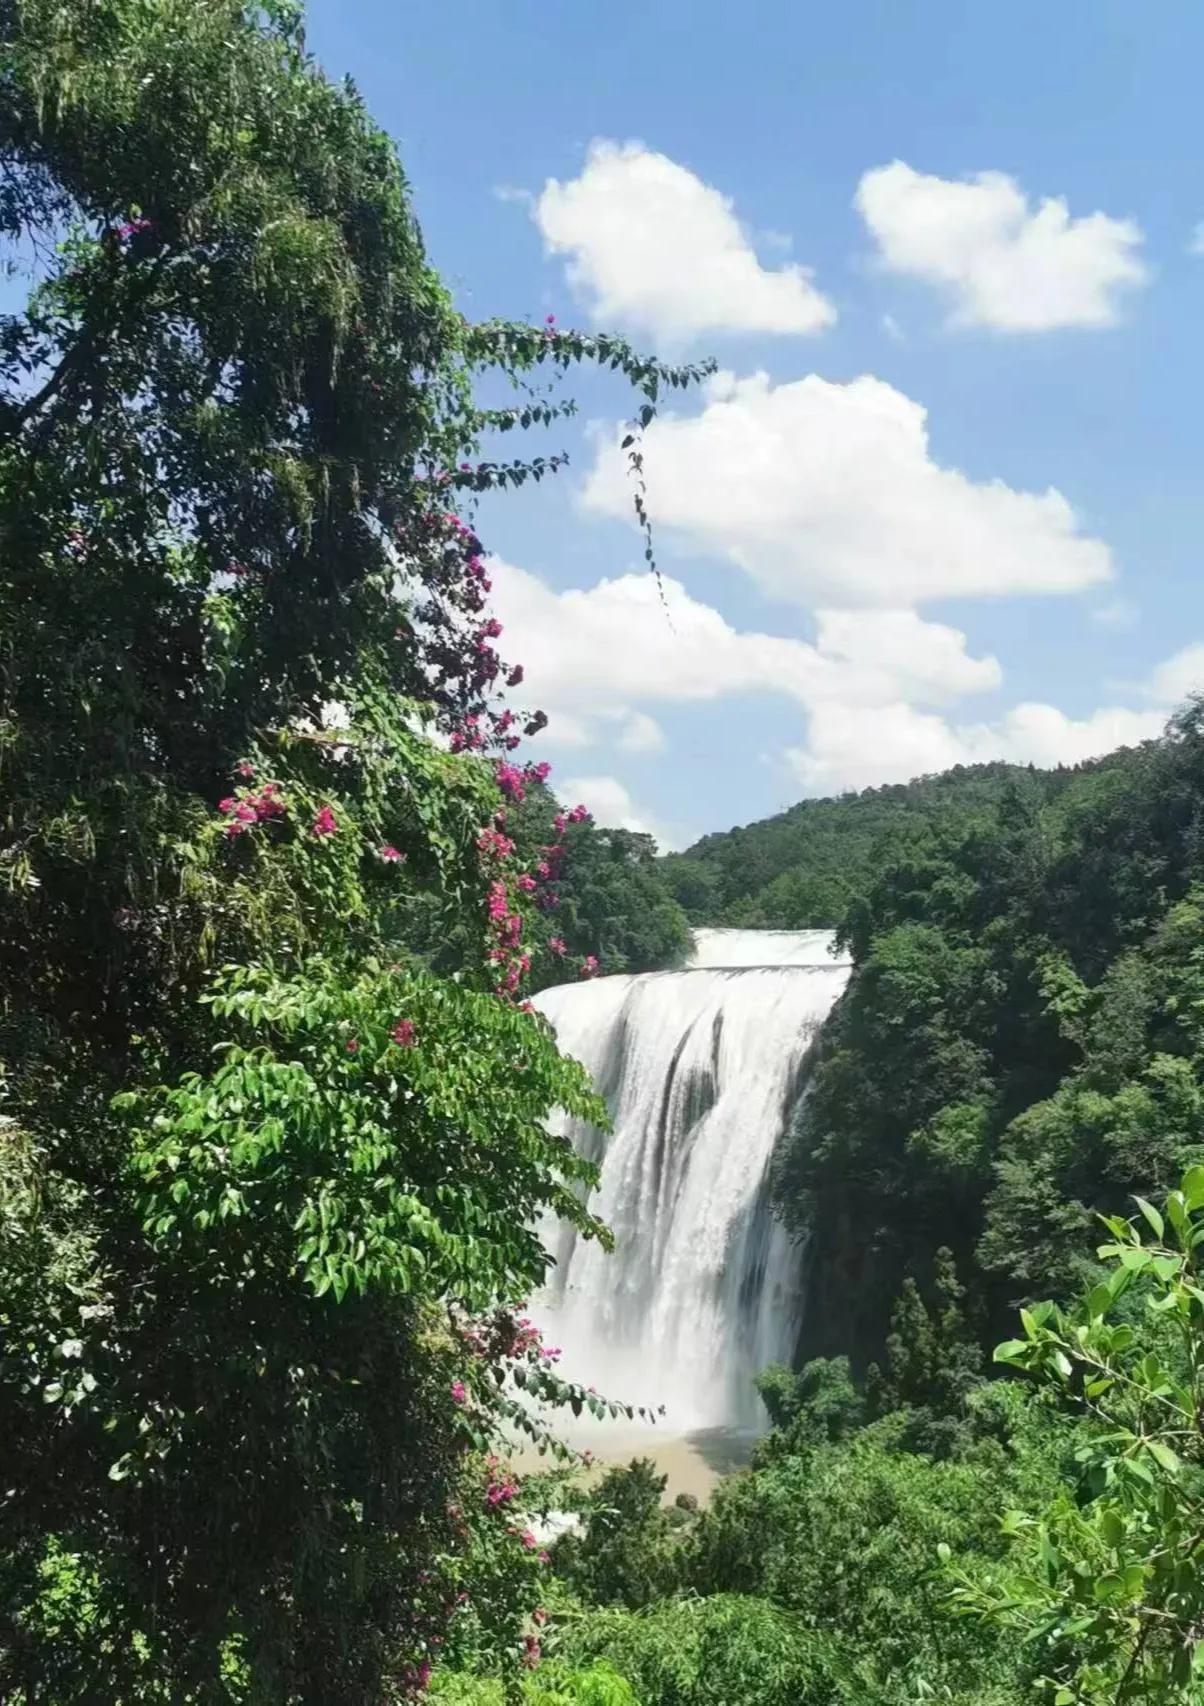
<box><xmin>529</xmin><ymin>927</ymin><xmax>851</xmax><ymax>1489</ymax></box>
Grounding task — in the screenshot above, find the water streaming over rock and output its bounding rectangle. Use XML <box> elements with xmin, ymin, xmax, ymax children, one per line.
<box><xmin>533</xmin><ymin>928</ymin><xmax>851</xmax><ymax>1433</ymax></box>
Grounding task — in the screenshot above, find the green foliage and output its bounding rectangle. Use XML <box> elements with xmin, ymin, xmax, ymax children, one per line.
<box><xmin>662</xmin><ymin>761</ymin><xmax>1068</xmax><ymax>929</ymax></box>
<box><xmin>552</xmin><ymin>1460</ymin><xmax>685</xmax><ymax>1610</ymax></box>
<box><xmin>754</xmin><ymin>1357</ymin><xmax>864</xmax><ymax>1446</ymax></box>
<box><xmin>689</xmin><ymin>1420</ymin><xmax>1037</xmax><ymax>1698</ymax></box>
<box><xmin>563</xmin><ymin>1594</ymin><xmax>840</xmax><ymax>1706</ymax></box>
<box><xmin>774</xmin><ymin>710</ymin><xmax>1204</xmax><ymax>1364</ymax></box>
<box><xmin>505</xmin><ymin>793</ymin><xmax>690</xmax><ymax>988</ymax></box>
<box><xmin>949</xmin><ymin>1168</ymin><xmax>1204</xmax><ymax>1701</ymax></box>
<box><xmin>430</xmin><ymin>1663</ymin><xmax>639</xmax><ymax>1704</ymax></box>
<box><xmin>0</xmin><ymin>0</ymin><xmax>704</xmax><ymax>1696</ymax></box>
<box><xmin>863</xmin><ymin>1249</ymin><xmax>984</xmax><ymax>1456</ymax></box>
<box><xmin>129</xmin><ymin>958</ymin><xmax>605</xmax><ymax>1314</ymax></box>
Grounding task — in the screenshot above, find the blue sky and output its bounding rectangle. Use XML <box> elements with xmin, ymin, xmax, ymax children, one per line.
<box><xmin>307</xmin><ymin>0</ymin><xmax>1204</xmax><ymax>848</ymax></box>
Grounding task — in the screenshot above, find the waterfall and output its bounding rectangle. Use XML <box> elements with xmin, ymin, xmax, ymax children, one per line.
<box><xmin>533</xmin><ymin>928</ymin><xmax>851</xmax><ymax>1434</ymax></box>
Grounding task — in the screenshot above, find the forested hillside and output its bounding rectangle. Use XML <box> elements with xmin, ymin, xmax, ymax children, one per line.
<box><xmin>661</xmin><ymin>755</ymin><xmax>1133</xmax><ymax>928</ymax></box>
<box><xmin>774</xmin><ymin>703</ymin><xmax>1204</xmax><ymax>1362</ymax></box>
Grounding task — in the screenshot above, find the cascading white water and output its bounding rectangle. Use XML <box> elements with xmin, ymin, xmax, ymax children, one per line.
<box><xmin>533</xmin><ymin>928</ymin><xmax>851</xmax><ymax>1434</ymax></box>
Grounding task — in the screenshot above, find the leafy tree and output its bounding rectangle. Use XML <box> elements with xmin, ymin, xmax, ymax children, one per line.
<box><xmin>506</xmin><ymin>793</ymin><xmax>690</xmax><ymax>988</ymax></box>
<box><xmin>688</xmin><ymin>1418</ymin><xmax>1039</xmax><ymax>1697</ymax></box>
<box><xmin>664</xmin><ymin>761</ymin><xmax>1073</xmax><ymax>930</ymax></box>
<box><xmin>563</xmin><ymin>1593</ymin><xmax>841</xmax><ymax>1706</ymax></box>
<box><xmin>551</xmin><ymin>1459</ymin><xmax>683</xmax><ymax>1610</ymax></box>
<box><xmin>864</xmin><ymin>1249</ymin><xmax>984</xmax><ymax>1455</ymax></box>
<box><xmin>430</xmin><ymin>1667</ymin><xmax>638</xmax><ymax>1705</ymax></box>
<box><xmin>949</xmin><ymin>1166</ymin><xmax>1204</xmax><ymax>1701</ymax></box>
<box><xmin>755</xmin><ymin>1357</ymin><xmax>864</xmax><ymax>1447</ymax></box>
<box><xmin>0</xmin><ymin>0</ymin><xmax>703</xmax><ymax>1696</ymax></box>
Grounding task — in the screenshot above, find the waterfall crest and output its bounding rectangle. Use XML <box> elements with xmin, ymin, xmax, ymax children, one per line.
<box><xmin>534</xmin><ymin>928</ymin><xmax>851</xmax><ymax>1432</ymax></box>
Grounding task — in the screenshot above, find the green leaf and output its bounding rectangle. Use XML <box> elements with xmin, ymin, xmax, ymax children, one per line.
<box><xmin>1099</xmin><ymin>1509</ymin><xmax>1125</xmax><ymax>1549</ymax></box>
<box><xmin>1133</xmin><ymin>1196</ymin><xmax>1164</xmax><ymax>1241</ymax></box>
<box><xmin>1183</xmin><ymin>1165</ymin><xmax>1204</xmax><ymax>1210</ymax></box>
<box><xmin>1146</xmin><ymin>1439</ymin><xmax>1182</xmax><ymax>1475</ymax></box>
<box><xmin>994</xmin><ymin>1338</ymin><xmax>1030</xmax><ymax>1363</ymax></box>
<box><xmin>1121</xmin><ymin>1564</ymin><xmax>1146</xmax><ymax>1600</ymax></box>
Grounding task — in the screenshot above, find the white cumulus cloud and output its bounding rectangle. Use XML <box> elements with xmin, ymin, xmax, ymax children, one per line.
<box><xmin>556</xmin><ymin>774</ymin><xmax>674</xmax><ymax>848</ymax></box>
<box><xmin>489</xmin><ymin>558</ymin><xmax>1000</xmax><ymax>750</ymax></box>
<box><xmin>855</xmin><ymin>161</ymin><xmax>1148</xmax><ymax>332</ymax></box>
<box><xmin>494</xmin><ymin>558</ymin><xmax>1178</xmax><ymax>802</ymax></box>
<box><xmin>786</xmin><ymin>700</ymin><xmax>1164</xmax><ymax>795</ymax></box>
<box><xmin>534</xmin><ymin>140</ymin><xmax>835</xmax><ymax>345</ymax></box>
<box><xmin>583</xmin><ymin>369</ymin><xmax>1112</xmax><ymax>606</ymax></box>
<box><xmin>1145</xmin><ymin>642</ymin><xmax>1204</xmax><ymax>705</ymax></box>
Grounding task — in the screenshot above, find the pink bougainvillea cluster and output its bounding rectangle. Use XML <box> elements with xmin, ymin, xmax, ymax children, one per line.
<box><xmin>215</xmin><ymin>445</ymin><xmax>607</xmax><ymax>1011</ymax></box>
<box><xmin>391</xmin><ymin>500</ymin><xmax>551</xmax><ymax>759</ymax></box>
<box><xmin>392</xmin><ymin>1343</ymin><xmax>562</xmax><ymax>1695</ymax></box>
<box><xmin>218</xmin><ymin>774</ymin><xmax>287</xmax><ymax>837</ymax></box>
<box><xmin>477</xmin><ymin>780</ymin><xmax>597</xmax><ymax>997</ymax></box>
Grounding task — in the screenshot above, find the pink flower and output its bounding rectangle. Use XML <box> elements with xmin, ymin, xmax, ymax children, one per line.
<box><xmin>495</xmin><ymin>761</ymin><xmax>526</xmax><ymax>803</ymax></box>
<box><xmin>378</xmin><ymin>844</ymin><xmax>403</xmax><ymax>863</ymax></box>
<box><xmin>451</xmin><ymin>1379</ymin><xmax>467</xmax><ymax>1404</ymax></box>
<box><xmin>218</xmin><ymin>796</ymin><xmax>237</xmax><ymax>815</ymax></box>
<box><xmin>548</xmin><ymin>937</ymin><xmax>566</xmax><ymax>956</ymax></box>
<box><xmin>345</xmin><ymin>1038</ymin><xmax>360</xmax><ymax>1054</ymax></box>
<box><xmin>537</xmin><ymin>862</ymin><xmax>552</xmax><ymax>880</ymax></box>
<box><xmin>533</xmin><ymin>1607</ymin><xmax>548</xmax><ymax>1625</ymax></box>
<box><xmin>311</xmin><ymin>805</ymin><xmax>338</xmax><ymax>837</ymax></box>
<box><xmin>520</xmin><ymin>1529</ymin><xmax>538</xmax><ymax>1550</ymax></box>
<box><xmin>391</xmin><ymin>1019</ymin><xmax>416</xmax><ymax>1048</ymax></box>
<box><xmin>568</xmin><ymin>804</ymin><xmax>591</xmax><ymax>824</ymax></box>
<box><xmin>516</xmin><ymin>873</ymin><xmax>537</xmax><ymax>893</ymax></box>
<box><xmin>526</xmin><ymin>761</ymin><xmax>551</xmax><ymax>785</ymax></box>
<box><xmin>235</xmin><ymin>760</ymin><xmax>255</xmax><ymax>779</ymax></box>
<box><xmin>253</xmin><ymin>784</ymin><xmax>285</xmax><ymax>822</ymax></box>
<box><xmin>523</xmin><ymin>1635</ymin><xmax>541</xmax><ymax>1668</ymax></box>
<box><xmin>545</xmin><ymin>314</ymin><xmax>556</xmax><ymax>326</ymax></box>
<box><xmin>477</xmin><ymin>828</ymin><xmax>514</xmax><ymax>861</ymax></box>
<box><xmin>553</xmin><ymin>813</ymin><xmax>567</xmax><ymax>834</ymax></box>
<box><xmin>580</xmin><ymin>955</ymin><xmax>599</xmax><ymax>979</ymax></box>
